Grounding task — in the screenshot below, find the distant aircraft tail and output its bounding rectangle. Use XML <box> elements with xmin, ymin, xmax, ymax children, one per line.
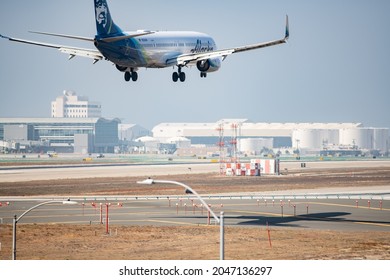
<box><xmin>94</xmin><ymin>0</ymin><xmax>123</xmax><ymax>37</ymax></box>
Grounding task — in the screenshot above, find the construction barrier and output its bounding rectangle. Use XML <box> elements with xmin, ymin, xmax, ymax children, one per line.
<box><xmin>251</xmin><ymin>159</ymin><xmax>280</xmax><ymax>175</ymax></box>
<box><xmin>225</xmin><ymin>162</ymin><xmax>260</xmax><ymax>176</ymax></box>
<box><xmin>224</xmin><ymin>159</ymin><xmax>280</xmax><ymax>176</ymax></box>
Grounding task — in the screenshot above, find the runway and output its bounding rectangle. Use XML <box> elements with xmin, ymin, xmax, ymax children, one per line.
<box><xmin>0</xmin><ymin>159</ymin><xmax>389</xmax><ymax>232</ymax></box>
<box><xmin>1</xmin><ymin>159</ymin><xmax>390</xmax><ymax>182</ymax></box>
<box><xmin>1</xmin><ymin>195</ymin><xmax>389</xmax><ymax>232</ymax></box>
<box><xmin>0</xmin><ymin>162</ymin><xmax>214</xmax><ymax>182</ymax></box>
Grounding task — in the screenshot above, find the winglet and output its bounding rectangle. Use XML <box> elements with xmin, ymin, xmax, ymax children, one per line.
<box><xmin>285</xmin><ymin>15</ymin><xmax>289</xmax><ymax>40</ymax></box>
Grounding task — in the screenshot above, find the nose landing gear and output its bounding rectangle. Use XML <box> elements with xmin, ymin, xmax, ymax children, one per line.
<box><xmin>172</xmin><ymin>66</ymin><xmax>186</xmax><ymax>82</ymax></box>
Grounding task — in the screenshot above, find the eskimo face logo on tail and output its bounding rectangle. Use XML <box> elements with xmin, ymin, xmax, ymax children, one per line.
<box><xmin>95</xmin><ymin>0</ymin><xmax>108</xmax><ymax>28</ymax></box>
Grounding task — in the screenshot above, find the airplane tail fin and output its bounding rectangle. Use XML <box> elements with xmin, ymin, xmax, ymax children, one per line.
<box><xmin>94</xmin><ymin>0</ymin><xmax>123</xmax><ymax>37</ymax></box>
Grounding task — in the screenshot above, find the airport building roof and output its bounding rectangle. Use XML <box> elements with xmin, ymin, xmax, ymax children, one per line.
<box><xmin>0</xmin><ymin>117</ymin><xmax>112</xmax><ymax>124</ymax></box>
<box><xmin>152</xmin><ymin>121</ymin><xmax>363</xmax><ymax>139</ymax></box>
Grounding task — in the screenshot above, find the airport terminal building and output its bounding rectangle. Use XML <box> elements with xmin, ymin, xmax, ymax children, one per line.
<box><xmin>0</xmin><ymin>118</ymin><xmax>120</xmax><ymax>153</ymax></box>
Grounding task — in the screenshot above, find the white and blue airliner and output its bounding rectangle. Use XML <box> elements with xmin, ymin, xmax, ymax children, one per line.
<box><xmin>1</xmin><ymin>0</ymin><xmax>289</xmax><ymax>82</ymax></box>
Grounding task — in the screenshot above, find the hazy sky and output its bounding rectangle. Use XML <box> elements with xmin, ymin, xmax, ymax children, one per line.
<box><xmin>1</xmin><ymin>0</ymin><xmax>389</xmax><ymax>130</ymax></box>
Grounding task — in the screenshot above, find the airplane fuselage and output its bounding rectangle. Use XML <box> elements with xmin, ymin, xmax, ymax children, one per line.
<box><xmin>95</xmin><ymin>31</ymin><xmax>221</xmax><ymax>71</ymax></box>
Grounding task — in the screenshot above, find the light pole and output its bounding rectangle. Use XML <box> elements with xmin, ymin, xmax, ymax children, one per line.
<box><xmin>12</xmin><ymin>200</ymin><xmax>77</xmax><ymax>260</ymax></box>
<box><xmin>137</xmin><ymin>178</ymin><xmax>225</xmax><ymax>260</ymax></box>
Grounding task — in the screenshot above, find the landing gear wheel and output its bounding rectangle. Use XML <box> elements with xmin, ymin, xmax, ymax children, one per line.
<box><xmin>173</xmin><ymin>66</ymin><xmax>186</xmax><ymax>82</ymax></box>
<box><xmin>172</xmin><ymin>72</ymin><xmax>179</xmax><ymax>82</ymax></box>
<box><xmin>131</xmin><ymin>71</ymin><xmax>138</xmax><ymax>82</ymax></box>
<box><xmin>124</xmin><ymin>71</ymin><xmax>131</xmax><ymax>82</ymax></box>
<box><xmin>200</xmin><ymin>72</ymin><xmax>207</xmax><ymax>78</ymax></box>
<box><xmin>179</xmin><ymin>72</ymin><xmax>186</xmax><ymax>82</ymax></box>
<box><xmin>124</xmin><ymin>70</ymin><xmax>138</xmax><ymax>82</ymax></box>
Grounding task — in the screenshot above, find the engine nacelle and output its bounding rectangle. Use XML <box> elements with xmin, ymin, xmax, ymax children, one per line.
<box><xmin>116</xmin><ymin>64</ymin><xmax>128</xmax><ymax>72</ymax></box>
<box><xmin>196</xmin><ymin>58</ymin><xmax>221</xmax><ymax>73</ymax></box>
<box><xmin>196</xmin><ymin>60</ymin><xmax>210</xmax><ymax>72</ymax></box>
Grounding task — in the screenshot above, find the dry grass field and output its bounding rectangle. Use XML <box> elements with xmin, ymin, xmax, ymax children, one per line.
<box><xmin>1</xmin><ymin>224</ymin><xmax>389</xmax><ymax>260</ymax></box>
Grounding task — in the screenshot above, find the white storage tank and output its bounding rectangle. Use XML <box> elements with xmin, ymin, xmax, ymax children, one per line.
<box><xmin>239</xmin><ymin>138</ymin><xmax>273</xmax><ymax>154</ymax></box>
<box><xmin>339</xmin><ymin>128</ymin><xmax>373</xmax><ymax>150</ymax></box>
<box><xmin>373</xmin><ymin>128</ymin><xmax>389</xmax><ymax>153</ymax></box>
<box><xmin>292</xmin><ymin>129</ymin><xmax>322</xmax><ymax>149</ymax></box>
<box><xmin>320</xmin><ymin>129</ymin><xmax>339</xmax><ymax>146</ymax></box>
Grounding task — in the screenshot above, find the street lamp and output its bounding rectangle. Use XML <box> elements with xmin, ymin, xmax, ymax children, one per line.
<box><xmin>12</xmin><ymin>199</ymin><xmax>77</xmax><ymax>260</ymax></box>
<box><xmin>137</xmin><ymin>178</ymin><xmax>225</xmax><ymax>260</ymax></box>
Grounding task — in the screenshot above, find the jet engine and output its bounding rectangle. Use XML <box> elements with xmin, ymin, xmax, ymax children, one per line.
<box><xmin>116</xmin><ymin>64</ymin><xmax>127</xmax><ymax>72</ymax></box>
<box><xmin>196</xmin><ymin>58</ymin><xmax>221</xmax><ymax>73</ymax></box>
<box><xmin>196</xmin><ymin>60</ymin><xmax>210</xmax><ymax>72</ymax></box>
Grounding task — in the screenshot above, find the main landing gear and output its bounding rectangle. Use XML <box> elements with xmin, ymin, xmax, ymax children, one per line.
<box><xmin>124</xmin><ymin>69</ymin><xmax>138</xmax><ymax>82</ymax></box>
<box><xmin>172</xmin><ymin>66</ymin><xmax>186</xmax><ymax>82</ymax></box>
<box><xmin>172</xmin><ymin>66</ymin><xmax>208</xmax><ymax>82</ymax></box>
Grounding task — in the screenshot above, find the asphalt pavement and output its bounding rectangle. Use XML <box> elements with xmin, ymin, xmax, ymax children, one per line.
<box><xmin>1</xmin><ymin>196</ymin><xmax>389</xmax><ymax>232</ymax></box>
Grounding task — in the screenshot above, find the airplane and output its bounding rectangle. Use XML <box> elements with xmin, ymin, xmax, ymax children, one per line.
<box><xmin>0</xmin><ymin>0</ymin><xmax>289</xmax><ymax>83</ymax></box>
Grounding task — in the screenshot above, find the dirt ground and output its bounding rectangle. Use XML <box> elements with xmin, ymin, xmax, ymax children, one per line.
<box><xmin>0</xmin><ymin>166</ymin><xmax>389</xmax><ymax>260</ymax></box>
<box><xmin>1</xmin><ymin>224</ymin><xmax>389</xmax><ymax>260</ymax></box>
<box><xmin>1</xmin><ymin>166</ymin><xmax>390</xmax><ymax>197</ymax></box>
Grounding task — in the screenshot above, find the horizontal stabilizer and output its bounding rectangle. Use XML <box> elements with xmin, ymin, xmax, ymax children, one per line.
<box><xmin>29</xmin><ymin>31</ymin><xmax>95</xmax><ymax>42</ymax></box>
<box><xmin>99</xmin><ymin>31</ymin><xmax>155</xmax><ymax>43</ymax></box>
<box><xmin>27</xmin><ymin>30</ymin><xmax>155</xmax><ymax>43</ymax></box>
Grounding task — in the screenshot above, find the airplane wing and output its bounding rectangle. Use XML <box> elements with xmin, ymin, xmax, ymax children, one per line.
<box><xmin>0</xmin><ymin>30</ymin><xmax>156</xmax><ymax>63</ymax></box>
<box><xmin>0</xmin><ymin>34</ymin><xmax>103</xmax><ymax>63</ymax></box>
<box><xmin>175</xmin><ymin>15</ymin><xmax>289</xmax><ymax>66</ymax></box>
